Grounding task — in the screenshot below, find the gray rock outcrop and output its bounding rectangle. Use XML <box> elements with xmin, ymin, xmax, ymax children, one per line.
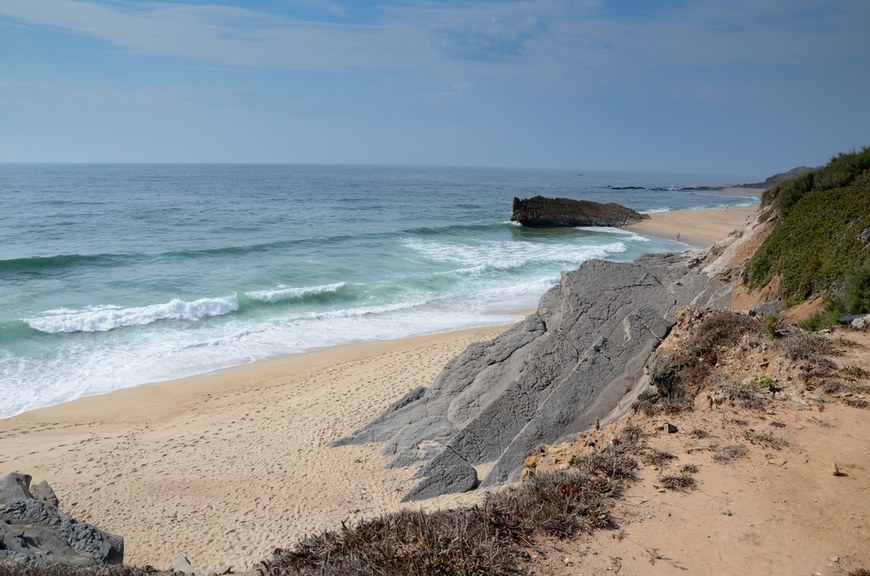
<box><xmin>0</xmin><ymin>472</ymin><xmax>124</xmax><ymax>566</ymax></box>
<box><xmin>511</xmin><ymin>196</ymin><xmax>649</xmax><ymax>227</ymax></box>
<box><xmin>336</xmin><ymin>252</ymin><xmax>723</xmax><ymax>500</ymax></box>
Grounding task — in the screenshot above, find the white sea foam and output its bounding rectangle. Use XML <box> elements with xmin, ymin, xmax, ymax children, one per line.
<box><xmin>311</xmin><ymin>300</ymin><xmax>425</xmax><ymax>319</ymax></box>
<box><xmin>403</xmin><ymin>238</ymin><xmax>628</xmax><ymax>270</ymax></box>
<box><xmin>1</xmin><ymin>299</ymin><xmax>519</xmax><ymax>418</ymax></box>
<box><xmin>25</xmin><ymin>297</ymin><xmax>239</xmax><ymax>334</ymax></box>
<box><xmin>583</xmin><ymin>227</ymin><xmax>652</xmax><ymax>242</ymax></box>
<box><xmin>245</xmin><ymin>282</ymin><xmax>346</xmax><ymax>303</ymax></box>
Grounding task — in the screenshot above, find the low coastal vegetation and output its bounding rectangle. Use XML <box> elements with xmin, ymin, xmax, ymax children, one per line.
<box><xmin>258</xmin><ymin>426</ymin><xmax>646</xmax><ymax>575</ymax></box>
<box><xmin>636</xmin><ymin>305</ymin><xmax>866</xmax><ymax>416</ymax></box>
<box><xmin>744</xmin><ymin>147</ymin><xmax>870</xmax><ymax>326</ymax></box>
<box><xmin>635</xmin><ymin>309</ymin><xmax>762</xmax><ymax>416</ymax></box>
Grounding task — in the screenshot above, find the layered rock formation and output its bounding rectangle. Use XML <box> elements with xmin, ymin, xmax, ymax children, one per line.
<box><xmin>336</xmin><ymin>251</ymin><xmax>726</xmax><ymax>501</ymax></box>
<box><xmin>511</xmin><ymin>196</ymin><xmax>649</xmax><ymax>227</ymax></box>
<box><xmin>0</xmin><ymin>472</ymin><xmax>123</xmax><ymax>566</ymax></box>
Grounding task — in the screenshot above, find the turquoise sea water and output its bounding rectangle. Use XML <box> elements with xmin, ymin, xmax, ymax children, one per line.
<box><xmin>0</xmin><ymin>164</ymin><xmax>758</xmax><ymax>418</ymax></box>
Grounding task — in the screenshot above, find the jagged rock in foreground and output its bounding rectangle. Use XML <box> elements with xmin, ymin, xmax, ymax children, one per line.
<box><xmin>0</xmin><ymin>472</ymin><xmax>124</xmax><ymax>566</ymax></box>
<box><xmin>336</xmin><ymin>252</ymin><xmax>724</xmax><ymax>501</ymax></box>
<box><xmin>511</xmin><ymin>195</ymin><xmax>650</xmax><ymax>227</ymax></box>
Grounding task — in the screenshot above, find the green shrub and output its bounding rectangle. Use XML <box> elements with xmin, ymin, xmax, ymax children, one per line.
<box><xmin>759</xmin><ymin>311</ymin><xmax>785</xmax><ymax>337</ymax></box>
<box><xmin>747</xmin><ymin>148</ymin><xmax>870</xmax><ymax>305</ymax></box>
<box><xmin>752</xmin><ymin>376</ymin><xmax>780</xmax><ymax>392</ymax></box>
<box><xmin>813</xmin><ymin>150</ymin><xmax>870</xmax><ymax>191</ymax></box>
<box><xmin>744</xmin><ymin>185</ymin><xmax>870</xmax><ymax>301</ymax></box>
<box><xmin>839</xmin><ymin>257</ymin><xmax>870</xmax><ymax>314</ymax></box>
<box><xmin>798</xmin><ymin>258</ymin><xmax>870</xmax><ymax>331</ymax></box>
<box><xmin>799</xmin><ymin>307</ymin><xmax>841</xmax><ymax>332</ymax></box>
<box><xmin>763</xmin><ymin>170</ymin><xmax>815</xmax><ymax>216</ymax></box>
<box><xmin>762</xmin><ymin>147</ymin><xmax>870</xmax><ymax>216</ymax></box>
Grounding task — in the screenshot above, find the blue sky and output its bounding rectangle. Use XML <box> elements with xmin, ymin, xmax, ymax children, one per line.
<box><xmin>1</xmin><ymin>0</ymin><xmax>868</xmax><ymax>176</ymax></box>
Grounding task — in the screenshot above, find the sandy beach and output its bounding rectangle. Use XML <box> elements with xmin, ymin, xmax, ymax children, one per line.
<box><xmin>0</xmin><ymin>204</ymin><xmax>762</xmax><ymax>572</ymax></box>
<box><xmin>625</xmin><ymin>205</ymin><xmax>758</xmax><ymax>248</ymax></box>
<box><xmin>1</xmin><ymin>326</ymin><xmax>518</xmax><ymax>571</ymax></box>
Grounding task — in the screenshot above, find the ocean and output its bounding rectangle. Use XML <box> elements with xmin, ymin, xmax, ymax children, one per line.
<box><xmin>0</xmin><ymin>164</ymin><xmax>758</xmax><ymax>418</ymax></box>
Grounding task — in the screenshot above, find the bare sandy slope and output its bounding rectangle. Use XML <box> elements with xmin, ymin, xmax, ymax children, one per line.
<box><xmin>0</xmin><ymin>326</ymin><xmax>508</xmax><ymax>572</ymax></box>
<box><xmin>523</xmin><ymin>328</ymin><xmax>870</xmax><ymax>576</ymax></box>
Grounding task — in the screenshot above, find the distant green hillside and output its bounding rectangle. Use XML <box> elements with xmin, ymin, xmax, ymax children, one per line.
<box><xmin>743</xmin><ymin>148</ymin><xmax>870</xmax><ymax>321</ymax></box>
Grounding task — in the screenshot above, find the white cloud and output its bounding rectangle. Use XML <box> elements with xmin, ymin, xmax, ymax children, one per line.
<box><xmin>0</xmin><ymin>0</ymin><xmax>428</xmax><ymax>70</ymax></box>
<box><xmin>329</xmin><ymin>4</ymin><xmax>348</xmax><ymax>18</ymax></box>
<box><xmin>0</xmin><ymin>0</ymin><xmax>867</xmax><ymax>95</ymax></box>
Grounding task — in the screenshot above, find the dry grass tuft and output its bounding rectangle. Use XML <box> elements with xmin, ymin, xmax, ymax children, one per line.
<box><xmin>259</xmin><ymin>506</ymin><xmax>524</xmax><ymax>576</ymax></box>
<box><xmin>619</xmin><ymin>424</ymin><xmax>645</xmax><ymax>449</ymax></box>
<box><xmin>743</xmin><ymin>430</ymin><xmax>788</xmax><ymax>450</ymax></box>
<box><xmin>712</xmin><ymin>444</ymin><xmax>749</xmax><ymax>464</ymax></box>
<box><xmin>641</xmin><ymin>449</ymin><xmax>676</xmax><ymax>468</ymax></box>
<box><xmin>659</xmin><ymin>473</ymin><xmax>697</xmax><ymax>491</ymax></box>
<box><xmin>638</xmin><ymin>309</ymin><xmax>761</xmax><ymax>416</ymax></box>
<box><xmin>257</xmin><ymin>470</ymin><xmax>621</xmax><ymax>575</ymax></box>
<box><xmin>776</xmin><ymin>332</ymin><xmax>841</xmax><ymax>361</ymax></box>
<box><xmin>725</xmin><ymin>381</ymin><xmax>767</xmax><ymax>410</ymax></box>
<box><xmin>844</xmin><ymin>397</ymin><xmax>870</xmax><ymax>409</ymax></box>
<box><xmin>843</xmin><ymin>364</ymin><xmax>870</xmax><ymax>379</ymax></box>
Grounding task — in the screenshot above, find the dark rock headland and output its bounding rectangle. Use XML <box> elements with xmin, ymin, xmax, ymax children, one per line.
<box><xmin>335</xmin><ymin>251</ymin><xmax>726</xmax><ymax>501</ymax></box>
<box><xmin>511</xmin><ymin>195</ymin><xmax>650</xmax><ymax>228</ymax></box>
<box><xmin>0</xmin><ymin>472</ymin><xmax>123</xmax><ymax>566</ymax></box>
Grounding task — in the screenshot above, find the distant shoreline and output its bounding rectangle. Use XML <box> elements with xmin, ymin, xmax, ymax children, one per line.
<box><xmin>695</xmin><ymin>185</ymin><xmax>764</xmax><ymax>198</ymax></box>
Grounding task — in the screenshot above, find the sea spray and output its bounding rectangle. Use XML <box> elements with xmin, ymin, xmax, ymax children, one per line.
<box><xmin>26</xmin><ymin>297</ymin><xmax>240</xmax><ymax>334</ymax></box>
